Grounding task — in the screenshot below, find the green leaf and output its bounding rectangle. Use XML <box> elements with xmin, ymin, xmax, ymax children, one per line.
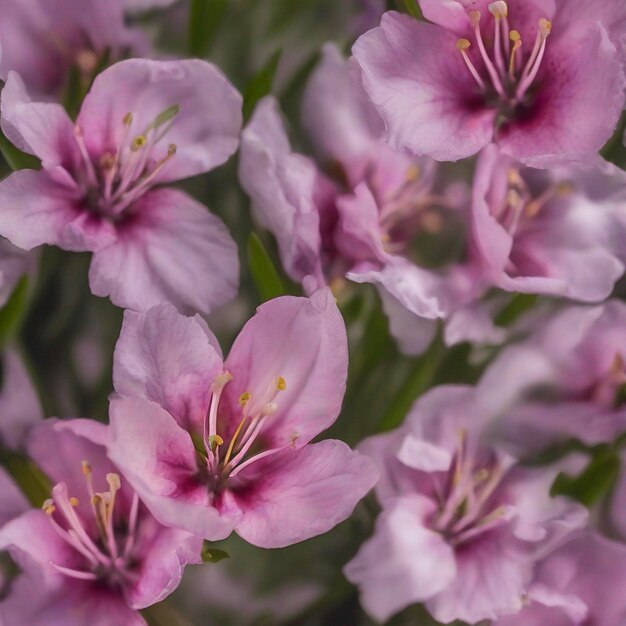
<box><xmin>247</xmin><ymin>232</ymin><xmax>286</xmax><ymax>302</ymax></box>
<box><xmin>201</xmin><ymin>544</ymin><xmax>230</xmax><ymax>563</ymax></box>
<box><xmin>401</xmin><ymin>0</ymin><xmax>423</xmax><ymax>18</ymax></box>
<box><xmin>1</xmin><ymin>450</ymin><xmax>51</xmax><ymax>507</ymax></box>
<box><xmin>0</xmin><ymin>276</ymin><xmax>29</xmax><ymax>347</ymax></box>
<box><xmin>495</xmin><ymin>293</ymin><xmax>538</xmax><ymax>326</ymax></box>
<box><xmin>552</xmin><ymin>449</ymin><xmax>620</xmax><ymax>507</ymax></box>
<box><xmin>188</xmin><ymin>0</ymin><xmax>229</xmax><ymax>57</ymax></box>
<box><xmin>242</xmin><ymin>50</ymin><xmax>282</xmax><ymax>122</ymax></box>
<box><xmin>378</xmin><ymin>329</ymin><xmax>446</xmax><ymax>432</ymax></box>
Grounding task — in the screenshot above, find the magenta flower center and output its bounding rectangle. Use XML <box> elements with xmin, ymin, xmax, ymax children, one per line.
<box><xmin>199</xmin><ymin>372</ymin><xmax>290</xmax><ymax>486</ymax></box>
<box><xmin>42</xmin><ymin>461</ymin><xmax>140</xmax><ymax>588</ymax></box>
<box><xmin>430</xmin><ymin>433</ymin><xmax>510</xmax><ymax>547</ymax></box>
<box><xmin>456</xmin><ymin>1</ymin><xmax>552</xmax><ymax>114</ymax></box>
<box><xmin>73</xmin><ymin>106</ymin><xmax>179</xmax><ymax>220</ymax></box>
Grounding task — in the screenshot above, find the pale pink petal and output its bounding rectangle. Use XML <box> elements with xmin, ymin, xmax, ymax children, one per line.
<box><xmin>344</xmin><ymin>495</ymin><xmax>456</xmax><ymax>622</ymax></box>
<box><xmin>352</xmin><ymin>12</ymin><xmax>496</xmax><ymax>161</ymax></box>
<box><xmin>223</xmin><ymin>289</ymin><xmax>347</xmax><ymax>448</ymax></box>
<box><xmin>230</xmin><ymin>440</ymin><xmax>378</xmax><ymax>548</ymax></box>
<box><xmin>78</xmin><ymin>59</ymin><xmax>242</xmax><ymax>183</ymax></box>
<box><xmin>114</xmin><ymin>304</ymin><xmax>223</xmax><ymax>432</ymax></box>
<box><xmin>89</xmin><ymin>188</ymin><xmax>238</xmax><ymax>314</ymax></box>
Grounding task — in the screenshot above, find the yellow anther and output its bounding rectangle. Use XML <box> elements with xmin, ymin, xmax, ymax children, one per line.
<box><xmin>406</xmin><ymin>164</ymin><xmax>421</xmax><ymax>182</ymax></box>
<box><xmin>208</xmin><ymin>434</ymin><xmax>224</xmax><ymax>451</ymax></box>
<box><xmin>506</xmin><ymin>189</ymin><xmax>522</xmax><ymax>208</ymax></box>
<box><xmin>276</xmin><ymin>376</ymin><xmax>287</xmax><ymax>391</ymax></box>
<box><xmin>91</xmin><ymin>494</ymin><xmax>102</xmax><ymax>506</ymax></box>
<box><xmin>106</xmin><ymin>473</ymin><xmax>121</xmax><ymax>491</ymax></box>
<box><xmin>469</xmin><ymin>10</ymin><xmax>481</xmax><ymax>27</ymax></box>
<box><xmin>507</xmin><ymin>168</ymin><xmax>524</xmax><ymax>187</ymax></box>
<box><xmin>456</xmin><ymin>38</ymin><xmax>471</xmax><ymax>51</ymax></box>
<box><xmin>42</xmin><ymin>499</ymin><xmax>56</xmax><ymax>515</ymax></box>
<box><xmin>123</xmin><ymin>112</ymin><xmax>133</xmax><ymax>126</ymax></box>
<box><xmin>212</xmin><ymin>371</ymin><xmax>233</xmax><ymax>391</ymax></box>
<box><xmin>81</xmin><ymin>460</ymin><xmax>92</xmax><ymax>476</ymax></box>
<box><xmin>488</xmin><ymin>1</ymin><xmax>508</xmax><ymax>18</ymax></box>
<box><xmin>509</xmin><ymin>29</ymin><xmax>521</xmax><ymax>42</ymax></box>
<box><xmin>538</xmin><ymin>18</ymin><xmax>552</xmax><ymax>37</ymax></box>
<box><xmin>69</xmin><ymin>497</ymin><xmax>79</xmax><ymax>507</ymax></box>
<box><xmin>130</xmin><ymin>135</ymin><xmax>147</xmax><ymax>152</ymax></box>
<box><xmin>239</xmin><ymin>391</ymin><xmax>251</xmax><ymax>407</ymax></box>
<box><xmin>168</xmin><ymin>144</ymin><xmax>177</xmax><ymax>157</ymax></box>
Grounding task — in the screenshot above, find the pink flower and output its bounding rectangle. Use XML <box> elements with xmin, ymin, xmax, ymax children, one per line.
<box><xmin>0</xmin><ymin>0</ymin><xmax>150</xmax><ymax>98</ymax></box>
<box><xmin>494</xmin><ymin>532</ymin><xmax>626</xmax><ymax>626</ymax></box>
<box><xmin>480</xmin><ymin>301</ymin><xmax>626</xmax><ymax>456</ymax></box>
<box><xmin>0</xmin><ymin>59</ymin><xmax>241</xmax><ymax>313</ymax></box>
<box><xmin>352</xmin><ymin>2</ymin><xmax>626</xmax><ymax>163</ymax></box>
<box><xmin>240</xmin><ymin>45</ymin><xmax>481</xmax><ymax>354</ymax></box>
<box><xmin>107</xmin><ymin>290</ymin><xmax>378</xmax><ymax>548</ymax></box>
<box><xmin>344</xmin><ymin>385</ymin><xmax>586</xmax><ymax>624</ymax></box>
<box><xmin>471</xmin><ymin>145</ymin><xmax>625</xmax><ymax>301</ymax></box>
<box><xmin>0</xmin><ymin>418</ymin><xmax>201</xmax><ymax>626</ymax></box>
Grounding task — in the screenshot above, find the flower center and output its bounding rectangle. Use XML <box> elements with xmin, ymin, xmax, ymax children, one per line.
<box><xmin>41</xmin><ymin>461</ymin><xmax>139</xmax><ymax>587</ymax></box>
<box><xmin>378</xmin><ymin>165</ymin><xmax>467</xmax><ymax>268</ymax></box>
<box><xmin>198</xmin><ymin>372</ymin><xmax>291</xmax><ymax>486</ymax></box>
<box><xmin>73</xmin><ymin>106</ymin><xmax>179</xmax><ymax>220</ymax></box>
<box><xmin>430</xmin><ymin>431</ymin><xmax>511</xmax><ymax>547</ymax></box>
<box><xmin>456</xmin><ymin>2</ymin><xmax>552</xmax><ymax>113</ymax></box>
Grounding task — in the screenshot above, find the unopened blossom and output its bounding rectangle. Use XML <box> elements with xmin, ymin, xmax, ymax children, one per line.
<box><xmin>471</xmin><ymin>144</ymin><xmax>625</xmax><ymax>302</ymax></box>
<box><xmin>107</xmin><ymin>290</ymin><xmax>378</xmax><ymax>547</ymax></box>
<box><xmin>352</xmin><ymin>1</ymin><xmax>626</xmax><ymax>163</ymax></box>
<box><xmin>495</xmin><ymin>532</ymin><xmax>626</xmax><ymax>626</ymax></box>
<box><xmin>0</xmin><ymin>418</ymin><xmax>201</xmax><ymax>626</ymax></box>
<box><xmin>344</xmin><ymin>385</ymin><xmax>586</xmax><ymax>624</ymax></box>
<box><xmin>0</xmin><ymin>59</ymin><xmax>241</xmax><ymax>313</ymax></box>
<box><xmin>240</xmin><ymin>45</ymin><xmax>480</xmax><ymax>354</ymax></box>
<box><xmin>0</xmin><ymin>0</ymin><xmax>150</xmax><ymax>98</ymax></box>
<box><xmin>480</xmin><ymin>301</ymin><xmax>626</xmax><ymax>456</ymax></box>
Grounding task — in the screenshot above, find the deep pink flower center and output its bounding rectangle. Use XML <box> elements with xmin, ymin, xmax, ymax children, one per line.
<box><xmin>429</xmin><ymin>433</ymin><xmax>511</xmax><ymax>547</ymax></box>
<box><xmin>73</xmin><ymin>106</ymin><xmax>179</xmax><ymax>220</ymax></box>
<box><xmin>456</xmin><ymin>2</ymin><xmax>552</xmax><ymax>115</ymax></box>
<box><xmin>197</xmin><ymin>372</ymin><xmax>291</xmax><ymax>487</ymax></box>
<box><xmin>42</xmin><ymin>461</ymin><xmax>140</xmax><ymax>588</ymax></box>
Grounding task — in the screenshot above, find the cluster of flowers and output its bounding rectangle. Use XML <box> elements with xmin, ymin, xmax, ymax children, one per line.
<box><xmin>0</xmin><ymin>0</ymin><xmax>625</xmax><ymax>624</ymax></box>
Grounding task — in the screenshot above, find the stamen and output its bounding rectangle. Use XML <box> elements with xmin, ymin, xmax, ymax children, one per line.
<box><xmin>516</xmin><ymin>18</ymin><xmax>551</xmax><ymax>99</ymax></box>
<box><xmin>508</xmin><ymin>31</ymin><xmax>522</xmax><ymax>79</ymax></box>
<box><xmin>74</xmin><ymin>125</ymin><xmax>98</xmax><ymax>188</ymax></box>
<box><xmin>208</xmin><ymin>434</ymin><xmax>224</xmax><ymax>451</ymax></box>
<box><xmin>204</xmin><ymin>370</ymin><xmax>233</xmax><ymax>465</ymax></box>
<box><xmin>489</xmin><ymin>2</ymin><xmax>508</xmax><ymax>75</ymax></box>
<box><xmin>276</xmin><ymin>376</ymin><xmax>287</xmax><ymax>391</ymax></box>
<box><xmin>50</xmin><ymin>562</ymin><xmax>98</xmax><ymax>581</ymax></box>
<box><xmin>239</xmin><ymin>392</ymin><xmax>251</xmax><ymax>407</ymax></box>
<box><xmin>456</xmin><ymin>39</ymin><xmax>486</xmax><ymax>90</ymax></box>
<box><xmin>42</xmin><ymin>499</ymin><xmax>56</xmax><ymax>515</ymax></box>
<box><xmin>469</xmin><ymin>11</ymin><xmax>506</xmax><ymax>97</ymax></box>
<box><xmin>406</xmin><ymin>164</ymin><xmax>421</xmax><ymax>183</ymax></box>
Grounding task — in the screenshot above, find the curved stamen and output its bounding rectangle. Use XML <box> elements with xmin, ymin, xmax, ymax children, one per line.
<box><xmin>469</xmin><ymin>11</ymin><xmax>506</xmax><ymax>98</ymax></box>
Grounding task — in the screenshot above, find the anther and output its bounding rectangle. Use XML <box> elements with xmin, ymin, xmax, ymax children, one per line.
<box><xmin>468</xmin><ymin>10</ymin><xmax>481</xmax><ymax>27</ymax></box>
<box><xmin>239</xmin><ymin>392</ymin><xmax>251</xmax><ymax>407</ymax></box>
<box><xmin>99</xmin><ymin>152</ymin><xmax>115</xmax><ymax>170</ymax></box>
<box><xmin>538</xmin><ymin>18</ymin><xmax>552</xmax><ymax>38</ymax></box>
<box><xmin>276</xmin><ymin>376</ymin><xmax>287</xmax><ymax>391</ymax></box>
<box><xmin>456</xmin><ymin>38</ymin><xmax>471</xmax><ymax>51</ymax></box>
<box><xmin>81</xmin><ymin>461</ymin><xmax>92</xmax><ymax>476</ymax></box>
<box><xmin>42</xmin><ymin>499</ymin><xmax>56</xmax><ymax>515</ymax></box>
<box><xmin>208</xmin><ymin>434</ymin><xmax>224</xmax><ymax>451</ymax></box>
<box><xmin>212</xmin><ymin>371</ymin><xmax>233</xmax><ymax>391</ymax></box>
<box><xmin>123</xmin><ymin>113</ymin><xmax>133</xmax><ymax>126</ymax></box>
<box><xmin>488</xmin><ymin>1</ymin><xmax>507</xmax><ymax>18</ymax></box>
<box><xmin>168</xmin><ymin>144</ymin><xmax>177</xmax><ymax>157</ymax></box>
<box><xmin>69</xmin><ymin>497</ymin><xmax>79</xmax><ymax>507</ymax></box>
<box><xmin>406</xmin><ymin>164</ymin><xmax>421</xmax><ymax>182</ymax></box>
<box><xmin>106</xmin><ymin>473</ymin><xmax>121</xmax><ymax>492</ymax></box>
<box><xmin>130</xmin><ymin>135</ymin><xmax>147</xmax><ymax>152</ymax></box>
